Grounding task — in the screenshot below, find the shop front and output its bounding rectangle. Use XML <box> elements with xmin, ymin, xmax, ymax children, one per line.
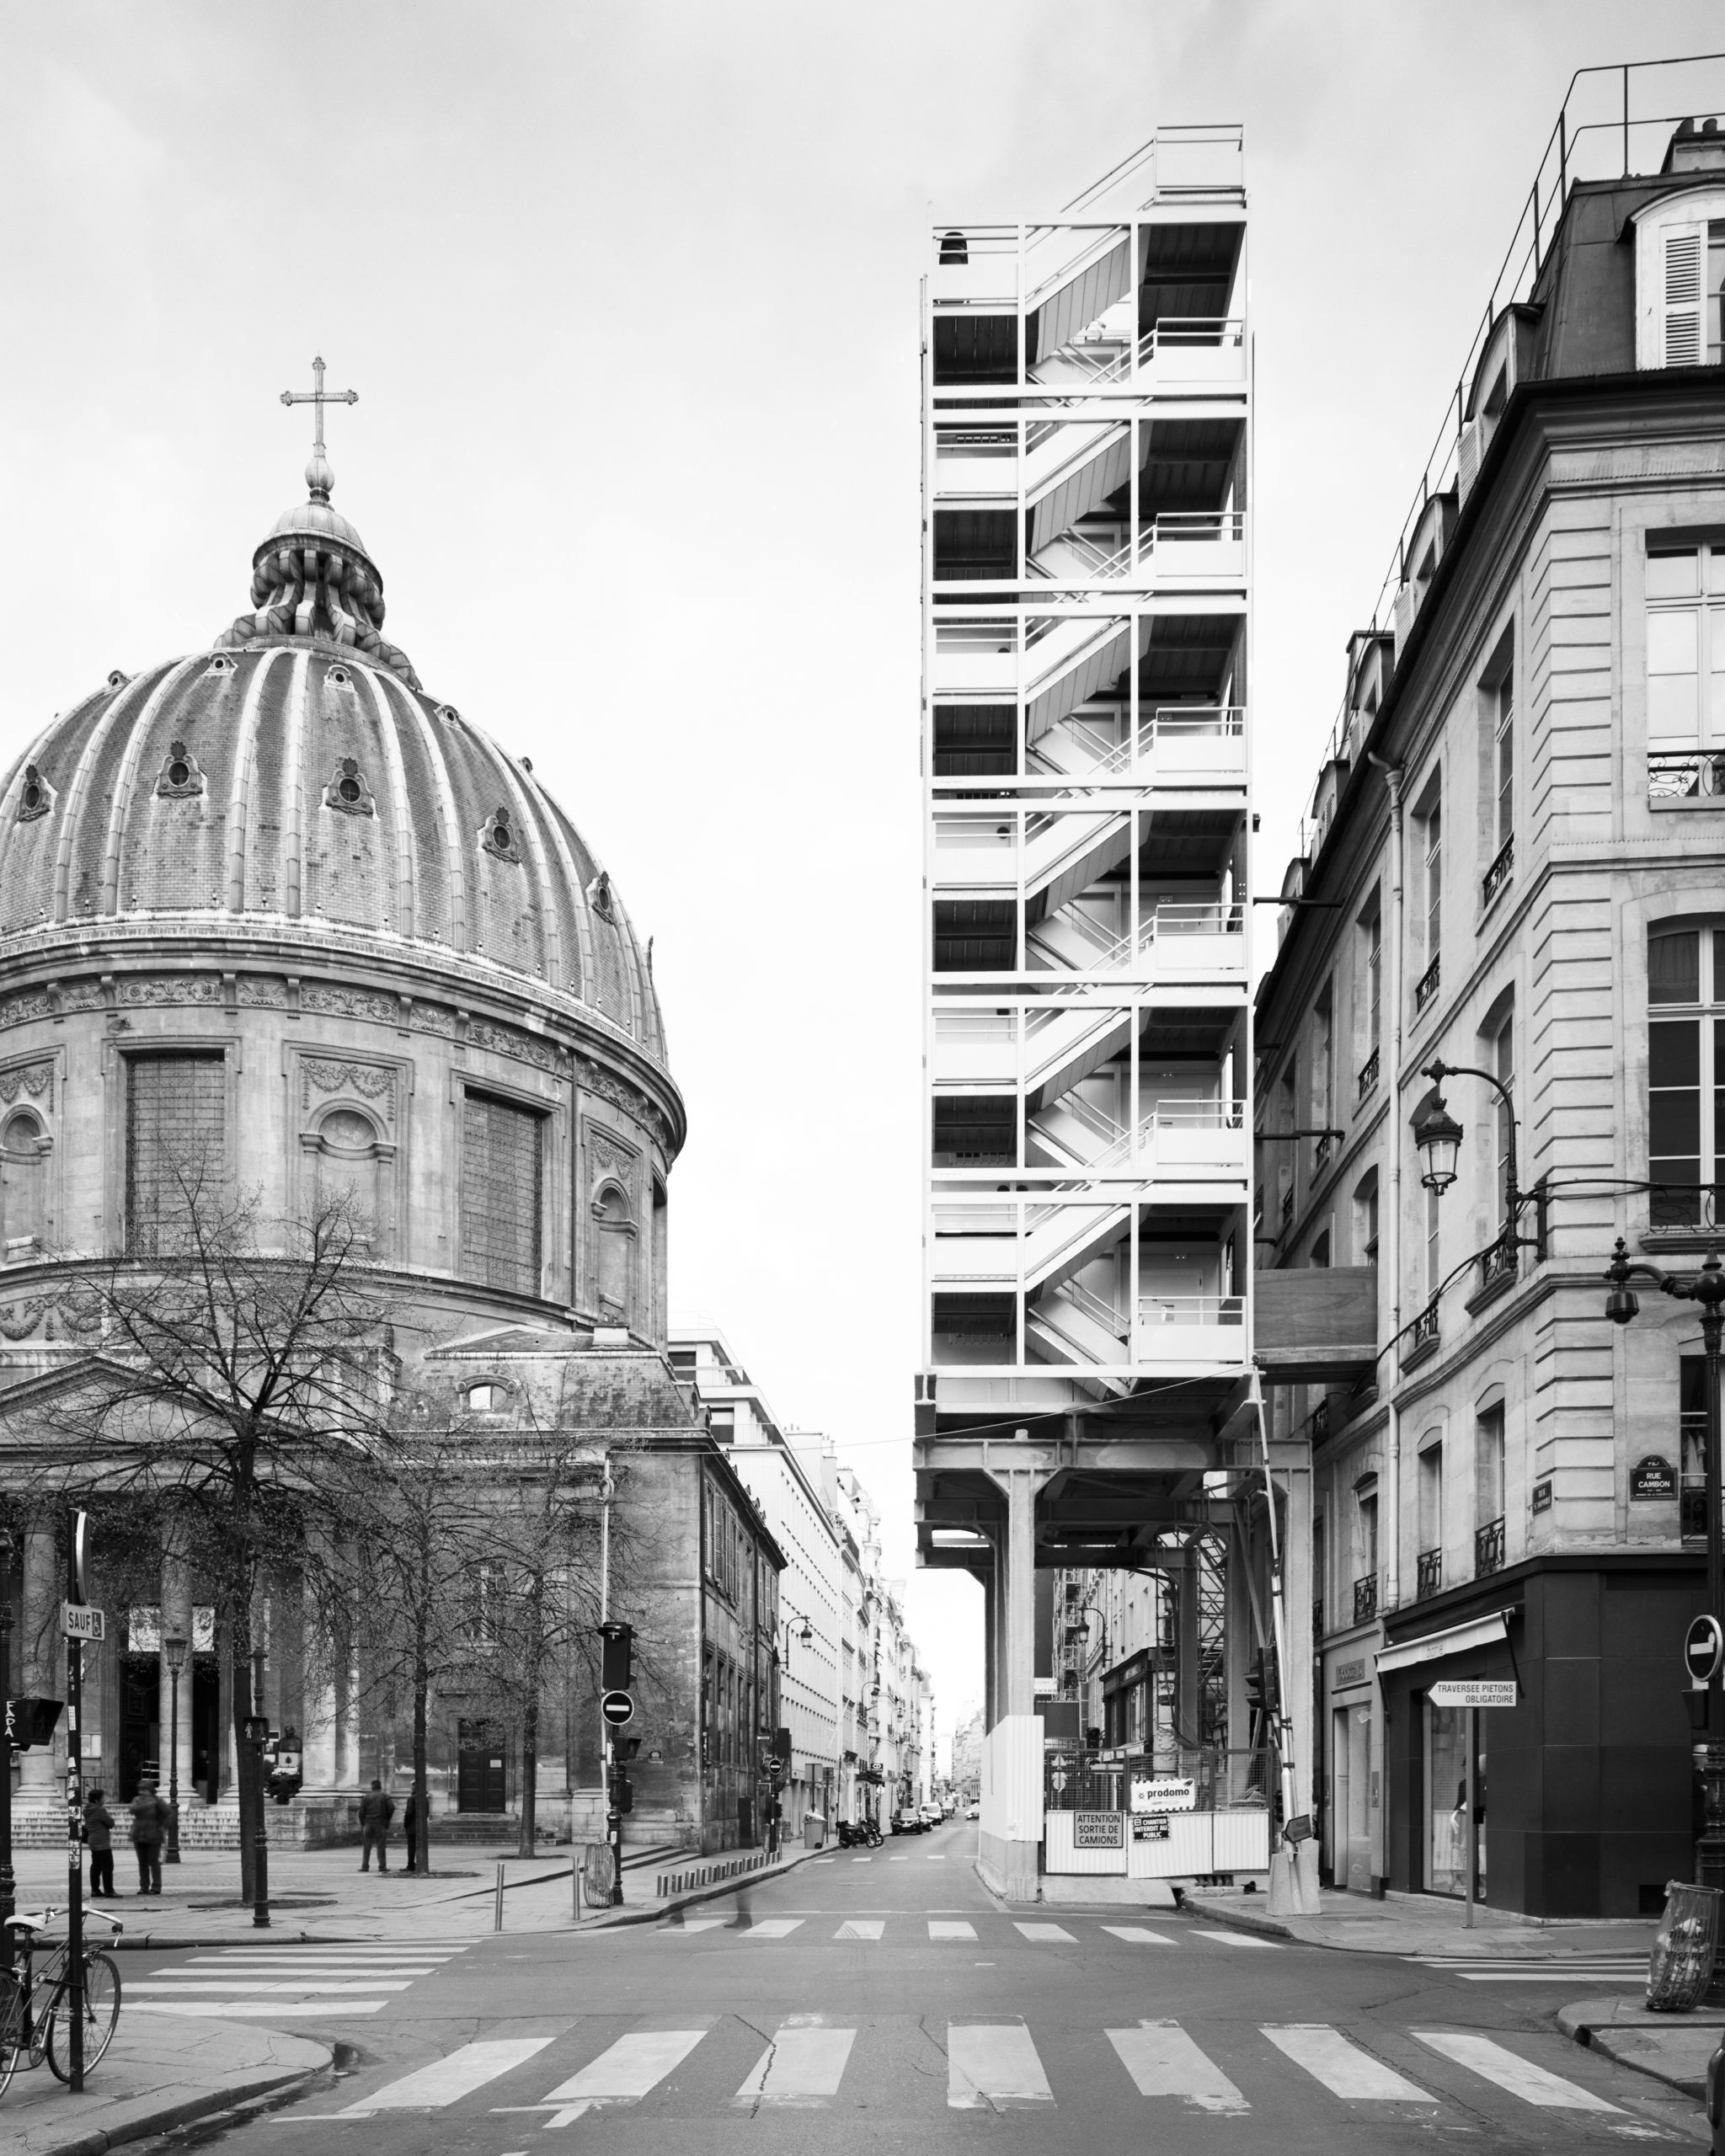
<box><xmin>1320</xmin><ymin>1639</ymin><xmax>1381</xmax><ymax>1895</ymax></box>
<box><xmin>1376</xmin><ymin>1557</ymin><xmax>1703</xmax><ymax>1919</ymax></box>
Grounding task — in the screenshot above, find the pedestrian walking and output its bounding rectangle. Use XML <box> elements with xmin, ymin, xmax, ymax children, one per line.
<box><xmin>358</xmin><ymin>1779</ymin><xmax>394</xmax><ymax>1871</ymax></box>
<box><xmin>84</xmin><ymin>1788</ymin><xmax>116</xmax><ymax>1898</ymax></box>
<box><xmin>403</xmin><ymin>1788</ymin><xmax>424</xmax><ymax>1873</ymax></box>
<box><xmin>130</xmin><ymin>1778</ymin><xmax>168</xmax><ymax>1895</ymax></box>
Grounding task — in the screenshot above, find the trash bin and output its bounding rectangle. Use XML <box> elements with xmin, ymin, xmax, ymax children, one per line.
<box><xmin>1648</xmin><ymin>1881</ymin><xmax>1722</xmax><ymax>2011</ymax></box>
<box><xmin>803</xmin><ymin>1812</ymin><xmax>827</xmax><ymax>1850</ymax></box>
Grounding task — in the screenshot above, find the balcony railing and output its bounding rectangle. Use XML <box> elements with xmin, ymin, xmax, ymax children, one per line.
<box><xmin>1649</xmin><ymin>749</ymin><xmax>1725</xmax><ymax>804</ymax></box>
<box><xmin>1314</xmin><ymin>1132</ymin><xmax>1333</xmax><ymax>1174</ymax></box>
<box><xmin>1413</xmin><ymin>954</ymin><xmax>1441</xmax><ymax>1015</ymax></box>
<box><xmin>1357</xmin><ymin>1046</ymin><xmax>1380</xmax><ymax>1102</ymax></box>
<box><xmin>1476</xmin><ymin>1234</ymin><xmax>1519</xmax><ymax>1299</ymax></box>
<box><xmin>1309</xmin><ymin>1396</ymin><xmax>1330</xmax><ymax>1441</ymax></box>
<box><xmin>1136</xmin><ymin>1294</ymin><xmax>1245</xmax><ymax>1328</ymax></box>
<box><xmin>1475</xmin><ymin>1516</ymin><xmax>1505</xmax><ymax>1577</ymax></box>
<box><xmin>1481</xmin><ymin>834</ymin><xmax>1514</xmax><ymax>910</ymax></box>
<box><xmin>1353</xmin><ymin>1574</ymin><xmax>1377</xmax><ymax>1625</ymax></box>
<box><xmin>1407</xmin><ymin>1301</ymin><xmax>1440</xmax><ymax>1360</ymax></box>
<box><xmin>1415</xmin><ymin>1547</ymin><xmax>1442</xmax><ymax>1600</ymax></box>
<box><xmin>1313</xmin><ymin>1598</ymin><xmax>1324</xmax><ymax>1643</ymax></box>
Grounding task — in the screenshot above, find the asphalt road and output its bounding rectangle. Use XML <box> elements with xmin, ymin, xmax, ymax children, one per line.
<box><xmin>128</xmin><ymin>1817</ymin><xmax>1706</xmax><ymax>2152</ymax></box>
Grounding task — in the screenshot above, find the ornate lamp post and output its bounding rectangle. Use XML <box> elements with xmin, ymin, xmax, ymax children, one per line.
<box><xmin>1605</xmin><ymin>1238</ymin><xmax>1725</xmax><ymax>1892</ymax></box>
<box><xmin>163</xmin><ymin>1633</ymin><xmax>187</xmax><ymax>1865</ymax></box>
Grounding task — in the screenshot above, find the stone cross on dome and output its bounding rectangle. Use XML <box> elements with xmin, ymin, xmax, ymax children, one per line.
<box><xmin>280</xmin><ymin>355</ymin><xmax>358</xmax><ymax>504</ymax></box>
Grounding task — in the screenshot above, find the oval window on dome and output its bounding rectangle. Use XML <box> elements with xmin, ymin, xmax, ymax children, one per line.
<box><xmin>156</xmin><ymin>741</ymin><xmax>204</xmax><ymax>798</ymax></box>
<box><xmin>325</xmin><ymin>758</ymin><xmax>374</xmax><ymax>817</ymax></box>
<box><xmin>17</xmin><ymin>766</ymin><xmax>51</xmax><ymax>824</ymax></box>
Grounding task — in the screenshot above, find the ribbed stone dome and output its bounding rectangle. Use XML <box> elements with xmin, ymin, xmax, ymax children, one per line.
<box><xmin>0</xmin><ymin>479</ymin><xmax>667</xmax><ymax>1064</ymax></box>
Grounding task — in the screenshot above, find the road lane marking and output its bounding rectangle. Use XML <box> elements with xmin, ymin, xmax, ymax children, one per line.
<box><xmin>335</xmin><ymin>2038</ymin><xmax>554</xmax><ymax>2115</ymax></box>
<box><xmin>1449</xmin><ymin>1970</ymin><xmax>1645</xmax><ymax>1983</ymax></box>
<box><xmin>850</xmin><ymin>1855</ymin><xmax>873</xmax><ymax>1863</ymax></box>
<box><xmin>929</xmin><ymin>1920</ymin><xmax>976</xmax><ymax>1940</ymax></box>
<box><xmin>131</xmin><ymin>2000</ymin><xmax>390</xmax><ymax>2017</ymax></box>
<box><xmin>1191</xmin><ymin>1928</ymin><xmax>1279</xmax><ymax>1948</ymax></box>
<box><xmin>734</xmin><ymin>2017</ymin><xmax>857</xmax><ymax>2106</ymax></box>
<box><xmin>129</xmin><ymin>1980</ymin><xmax>414</xmax><ymax>1995</ymax></box>
<box><xmin>663</xmin><ymin>1919</ymin><xmax>726</xmax><ymax>1934</ymax></box>
<box><xmin>926</xmin><ymin>1854</ymin><xmax>947</xmax><ymax>1860</ymax></box>
<box><xmin>833</xmin><ymin>1920</ymin><xmax>884</xmax><ymax>1940</ymax></box>
<box><xmin>1263</xmin><ymin>2025</ymin><xmax>1434</xmax><ymax>2100</ymax></box>
<box><xmin>889</xmin><ymin>1855</ymin><xmax>909</xmax><ymax>1863</ymax></box>
<box><xmin>1013</xmin><ymin>1922</ymin><xmax>1075</xmax><ymax>1943</ymax></box>
<box><xmin>948</xmin><ymin>2021</ymin><xmax>1053</xmax><ymax>2110</ymax></box>
<box><xmin>1412</xmin><ymin>2031</ymin><xmax>1622</xmax><ymax>2111</ymax></box>
<box><xmin>812</xmin><ymin>1858</ymin><xmax>836</xmax><ymax>1864</ymax></box>
<box><xmin>497</xmin><ymin>2027</ymin><xmax>712</xmax><ymax>2128</ymax></box>
<box><xmin>742</xmin><ymin>1919</ymin><xmax>804</xmax><ymax>1939</ymax></box>
<box><xmin>1101</xmin><ymin>1926</ymin><xmax>1176</xmax><ymax>1945</ymax></box>
<box><xmin>1106</xmin><ymin>2020</ymin><xmax>1248</xmax><ymax>2114</ymax></box>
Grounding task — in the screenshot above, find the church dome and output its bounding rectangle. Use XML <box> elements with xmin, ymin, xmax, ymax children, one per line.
<box><xmin>0</xmin><ymin>452</ymin><xmax>669</xmax><ymax>1069</ymax></box>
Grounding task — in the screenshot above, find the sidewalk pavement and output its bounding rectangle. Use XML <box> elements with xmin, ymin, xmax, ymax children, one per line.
<box><xmin>6</xmin><ymin>1837</ymin><xmax>822</xmax><ymax>1945</ymax></box>
<box><xmin>0</xmin><ymin>2015</ymin><xmax>329</xmax><ymax>2156</ymax></box>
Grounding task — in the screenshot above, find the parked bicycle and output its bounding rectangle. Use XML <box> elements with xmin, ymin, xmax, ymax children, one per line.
<box><xmin>0</xmin><ymin>1907</ymin><xmax>124</xmax><ymax>2095</ymax></box>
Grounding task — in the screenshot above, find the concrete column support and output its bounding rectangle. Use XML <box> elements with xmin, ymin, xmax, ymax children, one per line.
<box><xmin>976</xmin><ymin>1446</ymin><xmax>1056</xmax><ymax>1902</ymax></box>
<box><xmin>980</xmin><ymin>1561</ymin><xmax>999</xmax><ymax>1734</ymax></box>
<box><xmin>19</xmin><ymin>1519</ymin><xmax>59</xmax><ymax>1801</ymax></box>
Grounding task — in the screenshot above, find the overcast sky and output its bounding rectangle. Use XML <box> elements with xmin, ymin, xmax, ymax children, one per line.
<box><xmin>3</xmin><ymin>0</ymin><xmax>1721</xmax><ymax>1745</ymax></box>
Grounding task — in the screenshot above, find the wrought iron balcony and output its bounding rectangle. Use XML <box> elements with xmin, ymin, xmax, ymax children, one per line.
<box><xmin>1357</xmin><ymin>1046</ymin><xmax>1380</xmax><ymax>1102</ymax></box>
<box><xmin>1481</xmin><ymin>834</ymin><xmax>1514</xmax><ymax>910</ymax></box>
<box><xmin>1312</xmin><ymin>1598</ymin><xmax>1324</xmax><ymax>1643</ymax></box>
<box><xmin>1416</xmin><ymin>1547</ymin><xmax>1442</xmax><ymax>1600</ymax></box>
<box><xmin>1477</xmin><ymin>1234</ymin><xmax>1519</xmax><ymax>1299</ymax></box>
<box><xmin>1406</xmin><ymin>1301</ymin><xmax>1440</xmax><ymax>1364</ymax></box>
<box><xmin>1353</xmin><ymin>1573</ymin><xmax>1377</xmax><ymax>1625</ymax></box>
<box><xmin>1314</xmin><ymin>1132</ymin><xmax>1333</xmax><ymax>1174</ymax></box>
<box><xmin>1649</xmin><ymin>748</ymin><xmax>1725</xmax><ymax>804</ymax></box>
<box><xmin>1475</xmin><ymin>1515</ymin><xmax>1505</xmax><ymax>1577</ymax></box>
<box><xmin>1309</xmin><ymin>1396</ymin><xmax>1330</xmax><ymax>1441</ymax></box>
<box><xmin>1413</xmin><ymin>954</ymin><xmax>1441</xmax><ymax>1015</ymax></box>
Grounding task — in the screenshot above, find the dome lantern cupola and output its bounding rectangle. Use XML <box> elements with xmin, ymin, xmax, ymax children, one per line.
<box><xmin>215</xmin><ymin>355</ymin><xmax>420</xmax><ymax>688</ymax></box>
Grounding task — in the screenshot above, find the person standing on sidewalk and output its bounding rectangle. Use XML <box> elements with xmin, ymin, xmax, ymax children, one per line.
<box><xmin>84</xmin><ymin>1788</ymin><xmax>115</xmax><ymax>1899</ymax></box>
<box><xmin>130</xmin><ymin>1778</ymin><xmax>168</xmax><ymax>1895</ymax></box>
<box><xmin>358</xmin><ymin>1779</ymin><xmax>394</xmax><ymax>1872</ymax></box>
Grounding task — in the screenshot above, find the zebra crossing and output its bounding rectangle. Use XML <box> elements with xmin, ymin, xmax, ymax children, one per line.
<box><xmin>651</xmin><ymin>1912</ymin><xmax>1263</xmax><ymax>1949</ymax></box>
<box><xmin>125</xmin><ymin>1940</ymin><xmax>469</xmax><ymax>2017</ymax></box>
<box><xmin>298</xmin><ymin>2012</ymin><xmax>1633</xmax><ymax>2124</ymax></box>
<box><xmin>1406</xmin><ymin>1951</ymin><xmax>1648</xmax><ymax>1986</ymax></box>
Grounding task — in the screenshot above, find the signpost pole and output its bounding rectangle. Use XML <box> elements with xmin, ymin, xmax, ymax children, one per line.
<box><xmin>1464</xmin><ymin>1708</ymin><xmax>1477</xmax><ymax>1930</ymax></box>
<box><xmin>65</xmin><ymin>1513</ymin><xmax>87</xmax><ymax>2095</ymax></box>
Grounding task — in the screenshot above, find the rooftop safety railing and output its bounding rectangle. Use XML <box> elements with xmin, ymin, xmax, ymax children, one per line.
<box><xmin>1136</xmin><ymin>1293</ymin><xmax>1244</xmax><ymax>1326</ymax></box>
<box><xmin>1293</xmin><ymin>53</ymin><xmax>1725</xmax><ymax>854</ymax></box>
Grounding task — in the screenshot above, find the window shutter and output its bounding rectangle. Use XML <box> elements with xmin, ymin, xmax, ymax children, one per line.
<box><xmin>1664</xmin><ymin>228</ymin><xmax>1704</xmax><ymax>366</ymax></box>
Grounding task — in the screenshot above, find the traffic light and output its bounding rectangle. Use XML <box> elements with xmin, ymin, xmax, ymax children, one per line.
<box><xmin>599</xmin><ymin>1621</ymin><xmax>633</xmax><ymax>1691</ymax></box>
<box><xmin>772</xmin><ymin>1726</ymin><xmax>792</xmax><ymax>1768</ymax></box>
<box><xmin>6</xmin><ymin>1697</ymin><xmax>63</xmax><ymax>1750</ymax></box>
<box><xmin>611</xmin><ymin>1771</ymin><xmax>633</xmax><ymax>1815</ymax></box>
<box><xmin>621</xmin><ymin>1737</ymin><xmax>641</xmax><ymax>1763</ymax></box>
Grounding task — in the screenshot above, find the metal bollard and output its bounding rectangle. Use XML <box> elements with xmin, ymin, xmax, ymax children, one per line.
<box><xmin>494</xmin><ymin>1861</ymin><xmax>505</xmax><ymax>1931</ymax></box>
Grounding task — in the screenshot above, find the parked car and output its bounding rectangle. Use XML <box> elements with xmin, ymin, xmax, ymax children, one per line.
<box><xmin>890</xmin><ymin>1806</ymin><xmax>924</xmax><ymax>1834</ymax></box>
<box><xmin>921</xmin><ymin>1803</ymin><xmax>943</xmax><ymax>1828</ymax></box>
<box><xmin>964</xmin><ymin>1801</ymin><xmax>980</xmax><ymax>1820</ymax></box>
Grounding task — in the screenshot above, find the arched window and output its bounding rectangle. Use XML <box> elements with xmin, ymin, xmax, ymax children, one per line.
<box><xmin>594</xmin><ymin>1182</ymin><xmax>635</xmax><ymax>1317</ymax></box>
<box><xmin>0</xmin><ymin>1109</ymin><xmax>45</xmax><ymax>1256</ymax></box>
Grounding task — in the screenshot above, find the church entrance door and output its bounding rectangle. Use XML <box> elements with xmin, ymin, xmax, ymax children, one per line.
<box><xmin>457</xmin><ymin>1719</ymin><xmax>507</xmax><ymax>1812</ymax></box>
<box><xmin>119</xmin><ymin>1653</ymin><xmax>159</xmax><ymax>1801</ymax></box>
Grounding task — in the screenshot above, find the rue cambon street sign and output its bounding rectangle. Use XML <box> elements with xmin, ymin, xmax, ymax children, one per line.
<box><xmin>1429</xmin><ymin>1680</ymin><xmax>1516</xmax><ymax>1708</ymax></box>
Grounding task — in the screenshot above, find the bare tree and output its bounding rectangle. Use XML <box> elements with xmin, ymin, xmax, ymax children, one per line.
<box><xmin>5</xmin><ymin>1155</ymin><xmax>398</xmax><ymax>1899</ymax></box>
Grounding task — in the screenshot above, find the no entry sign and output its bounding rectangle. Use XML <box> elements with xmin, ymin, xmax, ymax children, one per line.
<box><xmin>601</xmin><ymin>1689</ymin><xmax>635</xmax><ymax>1727</ymax></box>
<box><xmin>1685</xmin><ymin>1615</ymin><xmax>1725</xmax><ymax>1686</ymax></box>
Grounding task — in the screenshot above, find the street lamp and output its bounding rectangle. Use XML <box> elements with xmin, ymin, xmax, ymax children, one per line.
<box><xmin>1605</xmin><ymin>1237</ymin><xmax>1725</xmax><ymax>1892</ymax></box>
<box><xmin>241</xmin><ymin>1705</ymin><xmax>271</xmax><ymax>1929</ymax></box>
<box><xmin>1413</xmin><ymin>1089</ymin><xmax>1465</xmax><ymax>1196</ymax></box>
<box><xmin>163</xmin><ymin>1634</ymin><xmax>187</xmax><ymax>1865</ymax></box>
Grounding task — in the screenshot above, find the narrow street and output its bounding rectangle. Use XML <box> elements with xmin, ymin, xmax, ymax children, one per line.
<box><xmin>128</xmin><ymin>1821</ymin><xmax>1703</xmax><ymax>2153</ymax></box>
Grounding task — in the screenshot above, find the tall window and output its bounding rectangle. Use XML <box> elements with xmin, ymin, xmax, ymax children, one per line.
<box><xmin>1418</xmin><ymin>1444</ymin><xmax>1444</xmax><ymax>1553</ymax></box>
<box><xmin>1365</xmin><ymin>907</ymin><xmax>1382</xmax><ymax>1054</ymax></box>
<box><xmin>1314</xmin><ymin>985</ymin><xmax>1334</xmax><ymax>1129</ymax></box>
<box><xmin>1357</xmin><ymin>1487</ymin><xmax>1379</xmax><ymax>1580</ymax></box>
<box><xmin>1493</xmin><ymin>678</ymin><xmax>1514</xmax><ymax>857</ymax></box>
<box><xmin>1475</xmin><ymin>1404</ymin><xmax>1505</xmax><ymax>1526</ymax></box>
<box><xmin>1648</xmin><ymin>926</ymin><xmax>1725</xmax><ymax>1225</ymax></box>
<box><xmin>1647</xmin><ymin>543</ymin><xmax>1725</xmax><ymax>750</ymax></box>
<box><xmin>1493</xmin><ymin>1007</ymin><xmax>1515</xmax><ymax>1214</ymax></box>
<box><xmin>0</xmin><ymin>1109</ymin><xmax>45</xmax><ymax>1256</ymax></box>
<box><xmin>1425</xmin><ymin>1182</ymin><xmax>1441</xmax><ymax>1302</ymax></box>
<box><xmin>126</xmin><ymin>1053</ymin><xmax>225</xmax><ymax>1256</ymax></box>
<box><xmin>1423</xmin><ymin>801</ymin><xmax>1443</xmax><ymax>960</ymax></box>
<box><xmin>1356</xmin><ymin>1171</ymin><xmax>1380</xmax><ymax>1267</ymax></box>
<box><xmin>461</xmin><ymin>1091</ymin><xmax>544</xmax><ymax>1293</ymax></box>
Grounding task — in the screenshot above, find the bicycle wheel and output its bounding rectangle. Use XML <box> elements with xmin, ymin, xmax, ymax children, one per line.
<box><xmin>45</xmin><ymin>1954</ymin><xmax>120</xmax><ymax>2082</ymax></box>
<box><xmin>0</xmin><ymin>1971</ymin><xmax>22</xmax><ymax>2098</ymax></box>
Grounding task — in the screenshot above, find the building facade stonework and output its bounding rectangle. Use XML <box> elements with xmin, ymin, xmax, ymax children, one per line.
<box><xmin>1257</xmin><ymin>99</ymin><xmax>1725</xmax><ymax>1918</ymax></box>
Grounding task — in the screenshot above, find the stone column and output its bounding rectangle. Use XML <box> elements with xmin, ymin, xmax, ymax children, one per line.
<box><xmin>18</xmin><ymin>1520</ymin><xmax>59</xmax><ymax>1802</ymax></box>
<box><xmin>977</xmin><ymin>1445</ymin><xmax>1055</xmax><ymax>1900</ymax></box>
<box><xmin>980</xmin><ymin>1561</ymin><xmax>998</xmax><ymax>1734</ymax></box>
